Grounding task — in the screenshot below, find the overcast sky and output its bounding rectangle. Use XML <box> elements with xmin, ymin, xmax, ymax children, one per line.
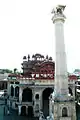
<box><xmin>0</xmin><ymin>0</ymin><xmax>79</xmax><ymax>73</ymax></box>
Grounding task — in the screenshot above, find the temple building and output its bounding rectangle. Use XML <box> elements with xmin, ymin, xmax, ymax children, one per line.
<box><xmin>7</xmin><ymin>53</ymin><xmax>77</xmax><ymax>118</ymax></box>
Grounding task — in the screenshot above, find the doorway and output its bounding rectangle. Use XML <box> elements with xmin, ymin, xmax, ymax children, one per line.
<box><xmin>42</xmin><ymin>88</ymin><xmax>53</xmax><ymax>117</ymax></box>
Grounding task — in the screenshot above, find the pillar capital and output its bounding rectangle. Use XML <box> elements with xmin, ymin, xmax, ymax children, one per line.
<box><xmin>51</xmin><ymin>5</ymin><xmax>66</xmax><ymax>23</ymax></box>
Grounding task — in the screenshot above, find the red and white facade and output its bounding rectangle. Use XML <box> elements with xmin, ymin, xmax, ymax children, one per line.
<box><xmin>7</xmin><ymin>54</ymin><xmax>77</xmax><ymax>117</ymax></box>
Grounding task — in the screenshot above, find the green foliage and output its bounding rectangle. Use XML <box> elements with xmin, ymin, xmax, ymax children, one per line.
<box><xmin>0</xmin><ymin>68</ymin><xmax>21</xmax><ymax>74</ymax></box>
<box><xmin>0</xmin><ymin>69</ymin><xmax>12</xmax><ymax>74</ymax></box>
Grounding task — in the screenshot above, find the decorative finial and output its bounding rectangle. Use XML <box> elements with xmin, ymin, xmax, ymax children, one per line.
<box><xmin>51</xmin><ymin>5</ymin><xmax>66</xmax><ymax>15</ymax></box>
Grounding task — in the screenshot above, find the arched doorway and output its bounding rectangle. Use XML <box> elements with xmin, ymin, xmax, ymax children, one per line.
<box><xmin>21</xmin><ymin>106</ymin><xmax>26</xmax><ymax>116</ymax></box>
<box><xmin>42</xmin><ymin>88</ymin><xmax>53</xmax><ymax>117</ymax></box>
<box><xmin>22</xmin><ymin>88</ymin><xmax>32</xmax><ymax>102</ymax></box>
<box><xmin>62</xmin><ymin>107</ymin><xmax>68</xmax><ymax>117</ymax></box>
<box><xmin>28</xmin><ymin>106</ymin><xmax>33</xmax><ymax>117</ymax></box>
<box><xmin>15</xmin><ymin>86</ymin><xmax>19</xmax><ymax>97</ymax></box>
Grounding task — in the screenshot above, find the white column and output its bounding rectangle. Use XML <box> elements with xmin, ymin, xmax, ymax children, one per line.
<box><xmin>55</xmin><ymin>21</ymin><xmax>68</xmax><ymax>95</ymax></box>
<box><xmin>14</xmin><ymin>87</ymin><xmax>15</xmax><ymax>97</ymax></box>
<box><xmin>52</xmin><ymin>6</ymin><xmax>68</xmax><ymax>99</ymax></box>
<box><xmin>18</xmin><ymin>106</ymin><xmax>21</xmax><ymax>115</ymax></box>
<box><xmin>26</xmin><ymin>106</ymin><xmax>28</xmax><ymax>115</ymax></box>
<box><xmin>73</xmin><ymin>86</ymin><xmax>75</xmax><ymax>99</ymax></box>
<box><xmin>19</xmin><ymin>87</ymin><xmax>22</xmax><ymax>102</ymax></box>
<box><xmin>40</xmin><ymin>92</ymin><xmax>43</xmax><ymax>110</ymax></box>
<box><xmin>7</xmin><ymin>82</ymin><xmax>10</xmax><ymax>96</ymax></box>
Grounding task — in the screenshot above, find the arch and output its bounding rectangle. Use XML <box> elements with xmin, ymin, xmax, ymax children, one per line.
<box><xmin>62</xmin><ymin>107</ymin><xmax>68</xmax><ymax>117</ymax></box>
<box><xmin>68</xmin><ymin>87</ymin><xmax>73</xmax><ymax>96</ymax></box>
<box><xmin>15</xmin><ymin>86</ymin><xmax>19</xmax><ymax>97</ymax></box>
<box><xmin>22</xmin><ymin>88</ymin><xmax>32</xmax><ymax>102</ymax></box>
<box><xmin>11</xmin><ymin>86</ymin><xmax>14</xmax><ymax>96</ymax></box>
<box><xmin>21</xmin><ymin>106</ymin><xmax>26</xmax><ymax>116</ymax></box>
<box><xmin>42</xmin><ymin>87</ymin><xmax>53</xmax><ymax>117</ymax></box>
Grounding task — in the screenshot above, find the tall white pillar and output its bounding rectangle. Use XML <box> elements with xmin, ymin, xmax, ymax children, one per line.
<box><xmin>52</xmin><ymin>5</ymin><xmax>68</xmax><ymax>100</ymax></box>
<box><xmin>51</xmin><ymin>5</ymin><xmax>76</xmax><ymax>120</ymax></box>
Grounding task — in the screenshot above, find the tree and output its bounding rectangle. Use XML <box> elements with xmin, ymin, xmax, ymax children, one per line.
<box><xmin>13</xmin><ymin>68</ymin><xmax>17</xmax><ymax>73</ymax></box>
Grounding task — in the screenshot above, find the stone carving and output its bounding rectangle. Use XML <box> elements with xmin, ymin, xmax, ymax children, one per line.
<box><xmin>51</xmin><ymin>5</ymin><xmax>66</xmax><ymax>14</ymax></box>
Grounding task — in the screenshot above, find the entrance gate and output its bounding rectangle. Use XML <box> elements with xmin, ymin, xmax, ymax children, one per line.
<box><xmin>42</xmin><ymin>88</ymin><xmax>53</xmax><ymax>117</ymax></box>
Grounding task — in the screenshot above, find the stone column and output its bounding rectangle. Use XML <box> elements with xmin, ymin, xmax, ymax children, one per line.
<box><xmin>52</xmin><ymin>5</ymin><xmax>68</xmax><ymax>99</ymax></box>
<box><xmin>49</xmin><ymin>97</ymin><xmax>53</xmax><ymax>115</ymax></box>
<box><xmin>40</xmin><ymin>91</ymin><xmax>43</xmax><ymax>110</ymax></box>
<box><xmin>19</xmin><ymin>87</ymin><xmax>22</xmax><ymax>102</ymax></box>
<box><xmin>18</xmin><ymin>105</ymin><xmax>21</xmax><ymax>115</ymax></box>
<box><xmin>7</xmin><ymin>82</ymin><xmax>10</xmax><ymax>96</ymax></box>
<box><xmin>51</xmin><ymin>5</ymin><xmax>76</xmax><ymax>120</ymax></box>
<box><xmin>73</xmin><ymin>86</ymin><xmax>76</xmax><ymax>99</ymax></box>
<box><xmin>14</xmin><ymin>86</ymin><xmax>15</xmax><ymax>97</ymax></box>
<box><xmin>26</xmin><ymin>106</ymin><xmax>28</xmax><ymax>115</ymax></box>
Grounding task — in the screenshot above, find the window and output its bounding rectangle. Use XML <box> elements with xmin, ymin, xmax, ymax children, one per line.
<box><xmin>15</xmin><ymin>82</ymin><xmax>19</xmax><ymax>84</ymax></box>
<box><xmin>62</xmin><ymin>107</ymin><xmax>68</xmax><ymax>117</ymax></box>
<box><xmin>35</xmin><ymin>94</ymin><xmax>39</xmax><ymax>99</ymax></box>
<box><xmin>11</xmin><ymin>82</ymin><xmax>14</xmax><ymax>84</ymax></box>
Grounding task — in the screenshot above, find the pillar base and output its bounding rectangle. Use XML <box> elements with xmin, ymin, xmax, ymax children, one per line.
<box><xmin>53</xmin><ymin>100</ymin><xmax>76</xmax><ymax>120</ymax></box>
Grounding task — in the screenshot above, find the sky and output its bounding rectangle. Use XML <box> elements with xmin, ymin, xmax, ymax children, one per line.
<box><xmin>0</xmin><ymin>0</ymin><xmax>80</xmax><ymax>73</ymax></box>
